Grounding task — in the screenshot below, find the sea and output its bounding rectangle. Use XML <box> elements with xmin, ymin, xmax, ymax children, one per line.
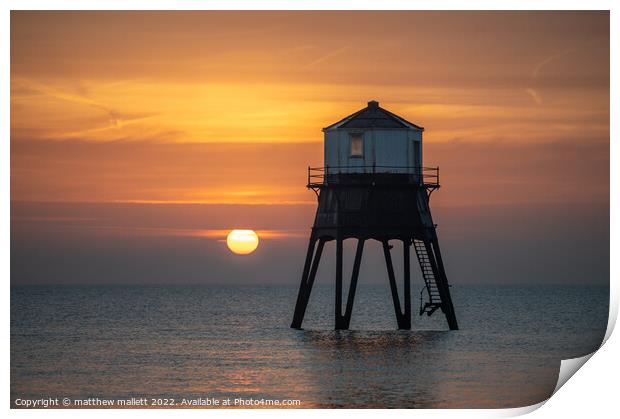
<box><xmin>11</xmin><ymin>284</ymin><xmax>608</xmax><ymax>408</ymax></box>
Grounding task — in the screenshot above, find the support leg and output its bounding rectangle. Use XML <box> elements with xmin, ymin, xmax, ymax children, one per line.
<box><xmin>383</xmin><ymin>240</ymin><xmax>407</xmax><ymax>329</ymax></box>
<box><xmin>291</xmin><ymin>234</ymin><xmax>316</xmax><ymax>325</ymax></box>
<box><xmin>428</xmin><ymin>238</ymin><xmax>459</xmax><ymax>330</ymax></box>
<box><xmin>403</xmin><ymin>239</ymin><xmax>412</xmax><ymax>330</ymax></box>
<box><xmin>291</xmin><ymin>236</ymin><xmax>325</xmax><ymax>329</ymax></box>
<box><xmin>335</xmin><ymin>236</ymin><xmax>345</xmax><ymax>329</ymax></box>
<box><xmin>342</xmin><ymin>239</ymin><xmax>365</xmax><ymax>330</ymax></box>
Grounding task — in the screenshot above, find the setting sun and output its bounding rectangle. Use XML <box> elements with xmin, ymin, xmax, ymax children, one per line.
<box><xmin>226</xmin><ymin>229</ymin><xmax>260</xmax><ymax>255</ymax></box>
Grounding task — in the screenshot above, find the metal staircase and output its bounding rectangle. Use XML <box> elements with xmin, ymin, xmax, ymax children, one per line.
<box><xmin>413</xmin><ymin>239</ymin><xmax>443</xmax><ymax>316</ymax></box>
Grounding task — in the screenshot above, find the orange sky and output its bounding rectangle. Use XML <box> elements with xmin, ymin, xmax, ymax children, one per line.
<box><xmin>10</xmin><ymin>11</ymin><xmax>609</xmax><ymax>285</ymax></box>
<box><xmin>11</xmin><ymin>11</ymin><xmax>609</xmax><ymax>206</ymax></box>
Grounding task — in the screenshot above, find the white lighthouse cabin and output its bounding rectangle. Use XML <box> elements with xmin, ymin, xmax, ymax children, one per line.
<box><xmin>322</xmin><ymin>100</ymin><xmax>424</xmax><ymax>175</ymax></box>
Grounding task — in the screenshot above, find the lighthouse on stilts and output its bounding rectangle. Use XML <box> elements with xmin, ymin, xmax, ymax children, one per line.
<box><xmin>291</xmin><ymin>100</ymin><xmax>458</xmax><ymax>331</ymax></box>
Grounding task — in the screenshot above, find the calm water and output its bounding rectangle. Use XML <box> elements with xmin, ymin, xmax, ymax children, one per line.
<box><xmin>11</xmin><ymin>284</ymin><xmax>608</xmax><ymax>408</ymax></box>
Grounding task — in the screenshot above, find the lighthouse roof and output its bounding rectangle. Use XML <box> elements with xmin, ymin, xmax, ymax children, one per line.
<box><xmin>323</xmin><ymin>100</ymin><xmax>424</xmax><ymax>131</ymax></box>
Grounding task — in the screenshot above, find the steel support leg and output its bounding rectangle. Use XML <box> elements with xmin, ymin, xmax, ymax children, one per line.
<box><xmin>291</xmin><ymin>235</ymin><xmax>325</xmax><ymax>329</ymax></box>
<box><xmin>402</xmin><ymin>239</ymin><xmax>412</xmax><ymax>330</ymax></box>
<box><xmin>428</xmin><ymin>238</ymin><xmax>459</xmax><ymax>330</ymax></box>
<box><xmin>383</xmin><ymin>240</ymin><xmax>408</xmax><ymax>329</ymax></box>
<box><xmin>341</xmin><ymin>239</ymin><xmax>365</xmax><ymax>330</ymax></box>
<box><xmin>335</xmin><ymin>236</ymin><xmax>345</xmax><ymax>329</ymax></box>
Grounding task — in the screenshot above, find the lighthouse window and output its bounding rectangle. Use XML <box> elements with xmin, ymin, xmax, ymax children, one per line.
<box><xmin>350</xmin><ymin>135</ymin><xmax>363</xmax><ymax>157</ymax></box>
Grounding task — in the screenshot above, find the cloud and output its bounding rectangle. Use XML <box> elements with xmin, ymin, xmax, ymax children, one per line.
<box><xmin>532</xmin><ymin>49</ymin><xmax>574</xmax><ymax>79</ymax></box>
<box><xmin>10</xmin><ymin>139</ymin><xmax>322</xmax><ymax>204</ymax></box>
<box><xmin>17</xmin><ymin>224</ymin><xmax>309</xmax><ymax>240</ymax></box>
<box><xmin>526</xmin><ymin>49</ymin><xmax>575</xmax><ymax>105</ymax></box>
<box><xmin>525</xmin><ymin>88</ymin><xmax>543</xmax><ymax>105</ymax></box>
<box><xmin>13</xmin><ymin>77</ymin><xmax>120</xmax><ymax>119</ymax></box>
<box><xmin>301</xmin><ymin>46</ymin><xmax>348</xmax><ymax>69</ymax></box>
<box><xmin>11</xmin><ymin>77</ymin><xmax>157</xmax><ymax>136</ymax></box>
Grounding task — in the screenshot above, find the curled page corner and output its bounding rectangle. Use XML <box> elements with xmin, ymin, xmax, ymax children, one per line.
<box><xmin>553</xmin><ymin>352</ymin><xmax>596</xmax><ymax>395</ymax></box>
<box><xmin>498</xmin><ymin>352</ymin><xmax>598</xmax><ymax>417</ymax></box>
<box><xmin>550</xmin><ymin>300</ymin><xmax>615</xmax><ymax>397</ymax></box>
<box><xmin>499</xmin><ymin>400</ymin><xmax>546</xmax><ymax>417</ymax></box>
<box><xmin>495</xmin><ymin>290</ymin><xmax>617</xmax><ymax>417</ymax></box>
<box><xmin>540</xmin><ymin>290</ymin><xmax>618</xmax><ymax>408</ymax></box>
<box><xmin>549</xmin><ymin>295</ymin><xmax>616</xmax><ymax>397</ymax></box>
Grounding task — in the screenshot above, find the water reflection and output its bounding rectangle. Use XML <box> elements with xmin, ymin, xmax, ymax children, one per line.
<box><xmin>11</xmin><ymin>284</ymin><xmax>607</xmax><ymax>408</ymax></box>
<box><xmin>292</xmin><ymin>330</ymin><xmax>447</xmax><ymax>407</ymax></box>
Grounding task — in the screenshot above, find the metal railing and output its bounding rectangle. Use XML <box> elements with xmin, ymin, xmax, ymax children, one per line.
<box><xmin>307</xmin><ymin>165</ymin><xmax>440</xmax><ymax>188</ymax></box>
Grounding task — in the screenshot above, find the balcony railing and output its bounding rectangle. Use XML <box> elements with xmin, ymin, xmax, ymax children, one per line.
<box><xmin>307</xmin><ymin>166</ymin><xmax>440</xmax><ymax>189</ymax></box>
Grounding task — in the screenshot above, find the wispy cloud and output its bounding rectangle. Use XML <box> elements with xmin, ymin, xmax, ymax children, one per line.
<box><xmin>19</xmin><ymin>224</ymin><xmax>310</xmax><ymax>241</ymax></box>
<box><xmin>524</xmin><ymin>88</ymin><xmax>543</xmax><ymax>105</ymax></box>
<box><xmin>12</xmin><ymin>77</ymin><xmax>156</xmax><ymax>135</ymax></box>
<box><xmin>301</xmin><ymin>46</ymin><xmax>348</xmax><ymax>69</ymax></box>
<box><xmin>526</xmin><ymin>49</ymin><xmax>575</xmax><ymax>106</ymax></box>
<box><xmin>532</xmin><ymin>49</ymin><xmax>574</xmax><ymax>79</ymax></box>
<box><xmin>14</xmin><ymin>77</ymin><xmax>120</xmax><ymax>121</ymax></box>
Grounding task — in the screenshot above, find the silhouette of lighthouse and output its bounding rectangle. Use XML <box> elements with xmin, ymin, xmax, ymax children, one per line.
<box><xmin>291</xmin><ymin>100</ymin><xmax>458</xmax><ymax>330</ymax></box>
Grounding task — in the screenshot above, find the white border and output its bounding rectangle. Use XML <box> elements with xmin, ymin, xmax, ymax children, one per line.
<box><xmin>1</xmin><ymin>0</ymin><xmax>616</xmax><ymax>11</ymax></box>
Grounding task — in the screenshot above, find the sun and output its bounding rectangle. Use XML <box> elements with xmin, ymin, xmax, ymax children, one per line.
<box><xmin>226</xmin><ymin>229</ymin><xmax>260</xmax><ymax>255</ymax></box>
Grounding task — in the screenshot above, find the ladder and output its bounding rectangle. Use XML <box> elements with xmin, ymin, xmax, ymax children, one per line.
<box><xmin>413</xmin><ymin>239</ymin><xmax>443</xmax><ymax>316</ymax></box>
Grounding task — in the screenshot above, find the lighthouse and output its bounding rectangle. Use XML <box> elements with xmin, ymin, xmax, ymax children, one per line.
<box><xmin>291</xmin><ymin>100</ymin><xmax>458</xmax><ymax>330</ymax></box>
